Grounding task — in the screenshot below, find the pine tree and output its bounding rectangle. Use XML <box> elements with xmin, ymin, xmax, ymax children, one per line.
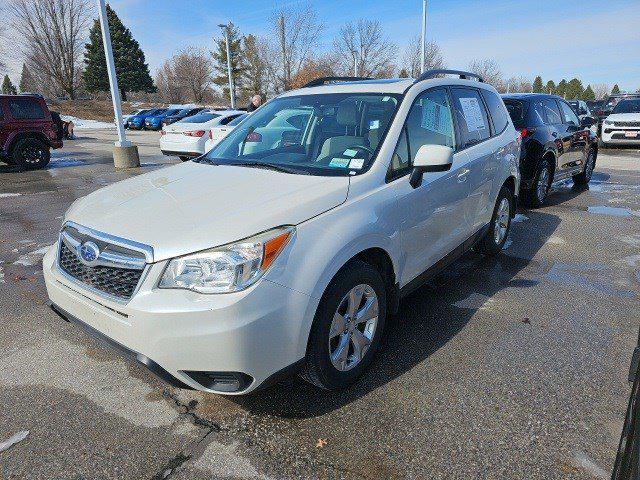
<box><xmin>211</xmin><ymin>23</ymin><xmax>245</xmax><ymax>102</ymax></box>
<box><xmin>545</xmin><ymin>80</ymin><xmax>556</xmax><ymax>94</ymax></box>
<box><xmin>2</xmin><ymin>75</ymin><xmax>17</xmax><ymax>95</ymax></box>
<box><xmin>532</xmin><ymin>76</ymin><xmax>544</xmax><ymax>93</ymax></box>
<box><xmin>564</xmin><ymin>78</ymin><xmax>584</xmax><ymax>100</ymax></box>
<box><xmin>611</xmin><ymin>84</ymin><xmax>620</xmax><ymax>95</ymax></box>
<box><xmin>19</xmin><ymin>64</ymin><xmax>35</xmax><ymax>93</ymax></box>
<box><xmin>555</xmin><ymin>79</ymin><xmax>567</xmax><ymax>98</ymax></box>
<box><xmin>83</xmin><ymin>4</ymin><xmax>154</xmax><ymax>101</ymax></box>
<box><xmin>582</xmin><ymin>85</ymin><xmax>595</xmax><ymax>101</ymax></box>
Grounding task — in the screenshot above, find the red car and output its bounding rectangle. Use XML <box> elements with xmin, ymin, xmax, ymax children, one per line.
<box><xmin>0</xmin><ymin>94</ymin><xmax>63</xmax><ymax>169</ymax></box>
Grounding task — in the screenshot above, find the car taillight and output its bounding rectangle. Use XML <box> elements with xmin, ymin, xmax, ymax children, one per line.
<box><xmin>520</xmin><ymin>127</ymin><xmax>535</xmax><ymax>138</ymax></box>
<box><xmin>160</xmin><ymin>129</ymin><xmax>166</xmax><ymax>136</ymax></box>
<box><xmin>245</xmin><ymin>132</ymin><xmax>262</xmax><ymax>142</ymax></box>
<box><xmin>183</xmin><ymin>130</ymin><xmax>205</xmax><ymax>137</ymax></box>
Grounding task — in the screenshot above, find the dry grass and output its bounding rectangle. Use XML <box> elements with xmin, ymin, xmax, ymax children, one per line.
<box><xmin>47</xmin><ymin>99</ymin><xmax>158</xmax><ymax>122</ymax></box>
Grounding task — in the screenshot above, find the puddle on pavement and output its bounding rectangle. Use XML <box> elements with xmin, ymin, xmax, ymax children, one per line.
<box><xmin>546</xmin><ymin>262</ymin><xmax>636</xmax><ymax>298</ymax></box>
<box><xmin>587</xmin><ymin>205</ymin><xmax>640</xmax><ymax>217</ymax></box>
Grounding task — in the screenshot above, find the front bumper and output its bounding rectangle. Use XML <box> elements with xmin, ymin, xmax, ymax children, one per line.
<box><xmin>43</xmin><ymin>245</ymin><xmax>311</xmax><ymax>394</ymax></box>
<box><xmin>602</xmin><ymin>127</ymin><xmax>640</xmax><ymax>144</ymax></box>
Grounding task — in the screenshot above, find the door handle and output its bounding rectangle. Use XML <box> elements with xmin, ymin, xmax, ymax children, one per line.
<box><xmin>457</xmin><ymin>168</ymin><xmax>470</xmax><ymax>182</ymax></box>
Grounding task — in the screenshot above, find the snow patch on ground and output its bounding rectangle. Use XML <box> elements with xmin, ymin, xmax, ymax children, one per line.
<box><xmin>546</xmin><ymin>236</ymin><xmax>566</xmax><ymax>245</ymax></box>
<box><xmin>512</xmin><ymin>214</ymin><xmax>528</xmax><ymax>223</ymax></box>
<box><xmin>14</xmin><ymin>246</ymin><xmax>51</xmax><ymax>266</ymax></box>
<box><xmin>572</xmin><ymin>451</ymin><xmax>608</xmax><ymax>479</ymax></box>
<box><xmin>587</xmin><ymin>205</ymin><xmax>640</xmax><ymax>217</ymax></box>
<box><xmin>48</xmin><ymin>157</ymin><xmax>85</xmax><ymax>169</ymax></box>
<box><xmin>0</xmin><ymin>431</ymin><xmax>29</xmax><ymax>453</ymax></box>
<box><xmin>61</xmin><ymin>116</ymin><xmax>115</xmax><ymax>130</ymax></box>
<box><xmin>0</xmin><ymin>193</ymin><xmax>21</xmax><ymax>198</ymax></box>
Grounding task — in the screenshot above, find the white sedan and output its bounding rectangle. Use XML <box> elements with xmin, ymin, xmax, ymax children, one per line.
<box><xmin>160</xmin><ymin>110</ymin><xmax>245</xmax><ymax>161</ymax></box>
<box><xmin>203</xmin><ymin>113</ymin><xmax>248</xmax><ymax>152</ymax></box>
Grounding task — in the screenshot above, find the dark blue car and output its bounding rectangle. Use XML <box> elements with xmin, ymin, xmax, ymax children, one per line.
<box><xmin>128</xmin><ymin>108</ymin><xmax>167</xmax><ymax>130</ymax></box>
<box><xmin>144</xmin><ymin>108</ymin><xmax>182</xmax><ymax>131</ymax></box>
<box><xmin>161</xmin><ymin>107</ymin><xmax>206</xmax><ymax>128</ymax></box>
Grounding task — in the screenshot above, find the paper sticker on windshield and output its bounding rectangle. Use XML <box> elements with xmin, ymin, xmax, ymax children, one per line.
<box><xmin>420</xmin><ymin>99</ymin><xmax>453</xmax><ymax>137</ymax></box>
<box><xmin>343</xmin><ymin>149</ymin><xmax>358</xmax><ymax>158</ymax></box>
<box><xmin>329</xmin><ymin>157</ymin><xmax>350</xmax><ymax>168</ymax></box>
<box><xmin>459</xmin><ymin>97</ymin><xmax>486</xmax><ymax>132</ymax></box>
<box><xmin>369</xmin><ymin>120</ymin><xmax>380</xmax><ymax>129</ymax></box>
<box><xmin>349</xmin><ymin>158</ymin><xmax>365</xmax><ymax>169</ymax></box>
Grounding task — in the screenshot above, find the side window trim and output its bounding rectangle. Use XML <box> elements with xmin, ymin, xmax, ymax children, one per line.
<box><xmin>480</xmin><ymin>88</ymin><xmax>509</xmax><ymax>137</ymax></box>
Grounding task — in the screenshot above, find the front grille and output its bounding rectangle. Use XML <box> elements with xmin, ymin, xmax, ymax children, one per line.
<box><xmin>614</xmin><ymin>121</ymin><xmax>640</xmax><ymax>127</ymax></box>
<box><xmin>57</xmin><ymin>227</ymin><xmax>148</xmax><ymax>301</ymax></box>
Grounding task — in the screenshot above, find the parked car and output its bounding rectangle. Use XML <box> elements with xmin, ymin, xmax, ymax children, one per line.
<box><xmin>123</xmin><ymin>109</ymin><xmax>149</xmax><ymax>128</ymax></box>
<box><xmin>159</xmin><ymin>109</ymin><xmax>245</xmax><ymax>161</ymax></box>
<box><xmin>568</xmin><ymin>100</ymin><xmax>592</xmax><ymax>120</ymax></box>
<box><xmin>161</xmin><ymin>107</ymin><xmax>206</xmax><ymax>128</ymax></box>
<box><xmin>44</xmin><ymin>71</ymin><xmax>521</xmax><ymax>394</ymax></box>
<box><xmin>0</xmin><ymin>94</ymin><xmax>63</xmax><ymax>169</ymax></box>
<box><xmin>128</xmin><ymin>108</ymin><xmax>166</xmax><ymax>130</ymax></box>
<box><xmin>144</xmin><ymin>108</ymin><xmax>182</xmax><ymax>131</ymax></box>
<box><xmin>601</xmin><ymin>98</ymin><xmax>640</xmax><ymax>146</ymax></box>
<box><xmin>203</xmin><ymin>113</ymin><xmax>248</xmax><ymax>152</ymax></box>
<box><xmin>502</xmin><ymin>93</ymin><xmax>598</xmax><ymax>207</ymax></box>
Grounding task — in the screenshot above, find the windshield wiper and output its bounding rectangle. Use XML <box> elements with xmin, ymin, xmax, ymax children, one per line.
<box><xmin>231</xmin><ymin>162</ymin><xmax>311</xmax><ymax>175</ymax></box>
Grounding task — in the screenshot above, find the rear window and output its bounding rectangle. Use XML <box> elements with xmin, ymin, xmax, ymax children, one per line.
<box><xmin>227</xmin><ymin>114</ymin><xmax>247</xmax><ymax>126</ymax></box>
<box><xmin>504</xmin><ymin>100</ymin><xmax>525</xmax><ymax>128</ymax></box>
<box><xmin>181</xmin><ymin>111</ymin><xmax>220</xmax><ymax>123</ymax></box>
<box><xmin>8</xmin><ymin>98</ymin><xmax>45</xmax><ymax>120</ymax></box>
<box><xmin>481</xmin><ymin>89</ymin><xmax>509</xmax><ymax>134</ymax></box>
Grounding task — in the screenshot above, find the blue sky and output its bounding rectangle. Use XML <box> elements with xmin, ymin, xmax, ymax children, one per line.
<box><xmin>4</xmin><ymin>0</ymin><xmax>640</xmax><ymax>91</ymax></box>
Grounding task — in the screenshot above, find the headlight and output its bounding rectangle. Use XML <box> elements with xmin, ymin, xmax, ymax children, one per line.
<box><xmin>159</xmin><ymin>226</ymin><xmax>294</xmax><ymax>294</ymax></box>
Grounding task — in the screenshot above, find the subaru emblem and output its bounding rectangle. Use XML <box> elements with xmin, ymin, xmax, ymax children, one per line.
<box><xmin>78</xmin><ymin>241</ymin><xmax>100</xmax><ymax>266</ymax></box>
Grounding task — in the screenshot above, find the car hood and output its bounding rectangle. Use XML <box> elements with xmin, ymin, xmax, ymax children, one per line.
<box><xmin>64</xmin><ymin>161</ymin><xmax>350</xmax><ymax>262</ymax></box>
<box><xmin>606</xmin><ymin>113</ymin><xmax>640</xmax><ymax>122</ymax></box>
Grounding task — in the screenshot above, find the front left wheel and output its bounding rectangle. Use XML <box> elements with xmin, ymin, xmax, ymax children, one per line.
<box><xmin>302</xmin><ymin>260</ymin><xmax>387</xmax><ymax>391</ymax></box>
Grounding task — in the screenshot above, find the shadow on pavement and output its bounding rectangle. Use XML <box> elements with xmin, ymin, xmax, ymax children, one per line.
<box><xmin>230</xmin><ymin>211</ymin><xmax>561</xmax><ymax>419</ymax></box>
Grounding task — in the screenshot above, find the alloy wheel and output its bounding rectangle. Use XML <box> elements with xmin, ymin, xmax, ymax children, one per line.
<box><xmin>328</xmin><ymin>284</ymin><xmax>379</xmax><ymax>371</ymax></box>
<box><xmin>493</xmin><ymin>197</ymin><xmax>510</xmax><ymax>245</ymax></box>
<box><xmin>537</xmin><ymin>166</ymin><xmax>550</xmax><ymax>203</ymax></box>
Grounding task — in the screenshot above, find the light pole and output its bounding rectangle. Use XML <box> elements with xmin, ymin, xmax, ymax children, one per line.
<box><xmin>353</xmin><ymin>50</ymin><xmax>358</xmax><ymax>77</ymax></box>
<box><xmin>97</xmin><ymin>0</ymin><xmax>139</xmax><ymax>168</ymax></box>
<box><xmin>420</xmin><ymin>0</ymin><xmax>427</xmax><ymax>74</ymax></box>
<box><xmin>218</xmin><ymin>24</ymin><xmax>236</xmax><ymax>110</ymax></box>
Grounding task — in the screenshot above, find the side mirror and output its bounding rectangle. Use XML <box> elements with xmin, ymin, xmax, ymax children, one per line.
<box><xmin>409</xmin><ymin>144</ymin><xmax>454</xmax><ymax>188</ymax></box>
<box><xmin>581</xmin><ymin>116</ymin><xmax>595</xmax><ymax>128</ymax></box>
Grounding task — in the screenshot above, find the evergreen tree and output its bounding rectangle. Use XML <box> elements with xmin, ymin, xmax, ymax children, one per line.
<box><xmin>564</xmin><ymin>78</ymin><xmax>584</xmax><ymax>100</ymax></box>
<box><xmin>611</xmin><ymin>84</ymin><xmax>620</xmax><ymax>95</ymax></box>
<box><xmin>545</xmin><ymin>80</ymin><xmax>556</xmax><ymax>94</ymax></box>
<box><xmin>2</xmin><ymin>75</ymin><xmax>17</xmax><ymax>95</ymax></box>
<box><xmin>532</xmin><ymin>76</ymin><xmax>544</xmax><ymax>93</ymax></box>
<box><xmin>83</xmin><ymin>4</ymin><xmax>155</xmax><ymax>101</ymax></box>
<box><xmin>19</xmin><ymin>64</ymin><xmax>35</xmax><ymax>93</ymax></box>
<box><xmin>582</xmin><ymin>85</ymin><xmax>595</xmax><ymax>101</ymax></box>
<box><xmin>555</xmin><ymin>79</ymin><xmax>567</xmax><ymax>98</ymax></box>
<box><xmin>211</xmin><ymin>23</ymin><xmax>245</xmax><ymax>102</ymax></box>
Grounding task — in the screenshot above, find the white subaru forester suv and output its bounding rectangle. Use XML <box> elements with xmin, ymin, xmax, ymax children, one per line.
<box><xmin>44</xmin><ymin>71</ymin><xmax>520</xmax><ymax>394</ymax></box>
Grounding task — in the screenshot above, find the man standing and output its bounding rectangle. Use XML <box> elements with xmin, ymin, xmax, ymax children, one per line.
<box><xmin>247</xmin><ymin>94</ymin><xmax>262</xmax><ymax>112</ymax></box>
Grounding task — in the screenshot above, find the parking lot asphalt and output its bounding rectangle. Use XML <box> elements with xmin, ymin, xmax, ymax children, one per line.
<box><xmin>1</xmin><ymin>130</ymin><xmax>639</xmax><ymax>479</ymax></box>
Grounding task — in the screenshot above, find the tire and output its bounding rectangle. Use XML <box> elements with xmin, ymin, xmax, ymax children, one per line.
<box><xmin>573</xmin><ymin>147</ymin><xmax>596</xmax><ymax>186</ymax></box>
<box><xmin>179</xmin><ymin>156</ymin><xmax>191</xmax><ymax>162</ymax></box>
<box><xmin>11</xmin><ymin>138</ymin><xmax>50</xmax><ymax>169</ymax></box>
<box><xmin>522</xmin><ymin>158</ymin><xmax>552</xmax><ymax>208</ymax></box>
<box><xmin>301</xmin><ymin>260</ymin><xmax>387</xmax><ymax>390</ymax></box>
<box><xmin>475</xmin><ymin>185</ymin><xmax>513</xmax><ymax>256</ymax></box>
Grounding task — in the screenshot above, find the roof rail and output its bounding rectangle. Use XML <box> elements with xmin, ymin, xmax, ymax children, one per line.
<box><xmin>302</xmin><ymin>76</ymin><xmax>373</xmax><ymax>88</ymax></box>
<box><xmin>413</xmin><ymin>69</ymin><xmax>484</xmax><ymax>84</ymax></box>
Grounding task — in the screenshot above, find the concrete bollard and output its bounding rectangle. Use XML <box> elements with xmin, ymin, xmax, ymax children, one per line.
<box><xmin>113</xmin><ymin>145</ymin><xmax>140</xmax><ymax>169</ymax></box>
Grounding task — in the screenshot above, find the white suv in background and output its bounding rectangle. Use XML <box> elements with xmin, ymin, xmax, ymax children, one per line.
<box><xmin>601</xmin><ymin>98</ymin><xmax>640</xmax><ymax>146</ymax></box>
<box><xmin>44</xmin><ymin>71</ymin><xmax>520</xmax><ymax>395</ymax></box>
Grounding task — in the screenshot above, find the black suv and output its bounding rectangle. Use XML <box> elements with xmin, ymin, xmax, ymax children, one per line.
<box><xmin>502</xmin><ymin>93</ymin><xmax>598</xmax><ymax>207</ymax></box>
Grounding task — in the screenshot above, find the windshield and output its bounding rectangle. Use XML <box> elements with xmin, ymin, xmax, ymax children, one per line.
<box><xmin>180</xmin><ymin>111</ymin><xmax>220</xmax><ymax>124</ymax></box>
<box><xmin>202</xmin><ymin>93</ymin><xmax>401</xmax><ymax>176</ymax></box>
<box><xmin>612</xmin><ymin>100</ymin><xmax>640</xmax><ymax>114</ymax></box>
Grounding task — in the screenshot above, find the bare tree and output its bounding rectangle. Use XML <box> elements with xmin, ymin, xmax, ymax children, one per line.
<box><xmin>402</xmin><ymin>36</ymin><xmax>445</xmax><ymax>78</ymax></box>
<box><xmin>592</xmin><ymin>83</ymin><xmax>610</xmax><ymax>100</ymax></box>
<box><xmin>156</xmin><ymin>48</ymin><xmax>213</xmax><ymax>104</ymax></box>
<box><xmin>270</xmin><ymin>3</ymin><xmax>323</xmax><ymax>92</ymax></box>
<box><xmin>333</xmin><ymin>19</ymin><xmax>396</xmax><ymax>78</ymax></box>
<box><xmin>503</xmin><ymin>76</ymin><xmax>533</xmax><ymax>94</ymax></box>
<box><xmin>289</xmin><ymin>56</ymin><xmax>337</xmax><ymax>90</ymax></box>
<box><xmin>468</xmin><ymin>59</ymin><xmax>504</xmax><ymax>90</ymax></box>
<box><xmin>8</xmin><ymin>0</ymin><xmax>92</xmax><ymax>99</ymax></box>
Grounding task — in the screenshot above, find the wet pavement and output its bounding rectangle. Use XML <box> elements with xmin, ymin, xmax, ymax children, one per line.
<box><xmin>1</xmin><ymin>131</ymin><xmax>639</xmax><ymax>479</ymax></box>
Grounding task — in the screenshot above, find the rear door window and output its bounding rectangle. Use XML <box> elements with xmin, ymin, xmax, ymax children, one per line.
<box><xmin>481</xmin><ymin>89</ymin><xmax>509</xmax><ymax>134</ymax></box>
<box><xmin>504</xmin><ymin>100</ymin><xmax>525</xmax><ymax>129</ymax></box>
<box><xmin>8</xmin><ymin>98</ymin><xmax>45</xmax><ymax>120</ymax></box>
<box><xmin>450</xmin><ymin>88</ymin><xmax>491</xmax><ymax>147</ymax></box>
<box><xmin>541</xmin><ymin>98</ymin><xmax>562</xmax><ymax>125</ymax></box>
